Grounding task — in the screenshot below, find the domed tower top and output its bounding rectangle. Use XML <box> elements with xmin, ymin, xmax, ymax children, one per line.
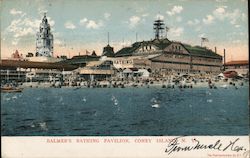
<box><xmin>42</xmin><ymin>13</ymin><xmax>48</xmax><ymax>24</ymax></box>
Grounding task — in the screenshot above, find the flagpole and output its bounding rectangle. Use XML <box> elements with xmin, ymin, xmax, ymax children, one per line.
<box><xmin>201</xmin><ymin>37</ymin><xmax>208</xmax><ymax>47</ymax></box>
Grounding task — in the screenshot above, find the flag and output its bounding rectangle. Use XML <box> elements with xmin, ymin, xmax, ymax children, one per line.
<box><xmin>201</xmin><ymin>37</ymin><xmax>209</xmax><ymax>42</ymax></box>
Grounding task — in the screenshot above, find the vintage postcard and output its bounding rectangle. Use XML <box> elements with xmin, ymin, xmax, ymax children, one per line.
<box><xmin>1</xmin><ymin>0</ymin><xmax>249</xmax><ymax>157</ymax></box>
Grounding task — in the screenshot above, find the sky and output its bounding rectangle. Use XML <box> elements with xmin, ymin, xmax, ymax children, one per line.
<box><xmin>0</xmin><ymin>0</ymin><xmax>248</xmax><ymax>62</ymax></box>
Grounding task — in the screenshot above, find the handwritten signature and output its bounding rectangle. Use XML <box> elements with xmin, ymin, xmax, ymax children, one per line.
<box><xmin>165</xmin><ymin>136</ymin><xmax>247</xmax><ymax>155</ymax></box>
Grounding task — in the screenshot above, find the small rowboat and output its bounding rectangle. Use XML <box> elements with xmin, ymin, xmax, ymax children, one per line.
<box><xmin>1</xmin><ymin>86</ymin><xmax>23</xmax><ymax>93</ymax></box>
<box><xmin>223</xmin><ymin>71</ymin><xmax>238</xmax><ymax>78</ymax></box>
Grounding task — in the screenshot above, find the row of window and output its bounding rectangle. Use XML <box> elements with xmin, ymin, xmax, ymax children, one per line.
<box><xmin>138</xmin><ymin>45</ymin><xmax>156</xmax><ymax>52</ymax></box>
<box><xmin>143</xmin><ymin>45</ymin><xmax>153</xmax><ymax>50</ymax></box>
<box><xmin>227</xmin><ymin>65</ymin><xmax>249</xmax><ymax>69</ymax></box>
<box><xmin>172</xmin><ymin>45</ymin><xmax>182</xmax><ymax>51</ymax></box>
<box><xmin>193</xmin><ymin>58</ymin><xmax>220</xmax><ymax>62</ymax></box>
<box><xmin>155</xmin><ymin>69</ymin><xmax>189</xmax><ymax>73</ymax></box>
<box><xmin>114</xmin><ymin>60</ymin><xmax>133</xmax><ymax>64</ymax></box>
<box><xmin>164</xmin><ymin>54</ymin><xmax>188</xmax><ymax>59</ymax></box>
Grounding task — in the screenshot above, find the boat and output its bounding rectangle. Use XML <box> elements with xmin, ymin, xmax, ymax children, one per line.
<box><xmin>1</xmin><ymin>86</ymin><xmax>23</xmax><ymax>93</ymax></box>
<box><xmin>223</xmin><ymin>71</ymin><xmax>238</xmax><ymax>78</ymax></box>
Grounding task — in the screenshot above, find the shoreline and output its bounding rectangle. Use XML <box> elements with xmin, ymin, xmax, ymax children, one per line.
<box><xmin>16</xmin><ymin>80</ymin><xmax>248</xmax><ymax>89</ymax></box>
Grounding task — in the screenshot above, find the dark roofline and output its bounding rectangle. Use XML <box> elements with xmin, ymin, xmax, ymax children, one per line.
<box><xmin>71</xmin><ymin>55</ymin><xmax>100</xmax><ymax>59</ymax></box>
<box><xmin>115</xmin><ymin>38</ymin><xmax>171</xmax><ymax>57</ymax></box>
<box><xmin>180</xmin><ymin>43</ymin><xmax>222</xmax><ymax>59</ymax></box>
<box><xmin>114</xmin><ymin>37</ymin><xmax>222</xmax><ymax>59</ymax></box>
<box><xmin>0</xmin><ymin>59</ymin><xmax>78</xmax><ymax>71</ymax></box>
<box><xmin>224</xmin><ymin>60</ymin><xmax>249</xmax><ymax>66</ymax></box>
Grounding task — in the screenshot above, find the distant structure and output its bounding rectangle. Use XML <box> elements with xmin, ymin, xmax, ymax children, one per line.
<box><xmin>26</xmin><ymin>52</ymin><xmax>34</xmax><ymax>57</ymax></box>
<box><xmin>153</xmin><ymin>19</ymin><xmax>165</xmax><ymax>39</ymax></box>
<box><xmin>102</xmin><ymin>32</ymin><xmax>115</xmax><ymax>57</ymax></box>
<box><xmin>224</xmin><ymin>60</ymin><xmax>249</xmax><ymax>75</ymax></box>
<box><xmin>91</xmin><ymin>51</ymin><xmax>97</xmax><ymax>56</ymax></box>
<box><xmin>11</xmin><ymin>50</ymin><xmax>23</xmax><ymax>60</ymax></box>
<box><xmin>36</xmin><ymin>13</ymin><xmax>54</xmax><ymax>57</ymax></box>
<box><xmin>11</xmin><ymin>50</ymin><xmax>21</xmax><ymax>58</ymax></box>
<box><xmin>102</xmin><ymin>44</ymin><xmax>115</xmax><ymax>57</ymax></box>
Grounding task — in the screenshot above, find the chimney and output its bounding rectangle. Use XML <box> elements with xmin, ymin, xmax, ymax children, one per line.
<box><xmin>214</xmin><ymin>47</ymin><xmax>217</xmax><ymax>53</ymax></box>
<box><xmin>223</xmin><ymin>49</ymin><xmax>226</xmax><ymax>71</ymax></box>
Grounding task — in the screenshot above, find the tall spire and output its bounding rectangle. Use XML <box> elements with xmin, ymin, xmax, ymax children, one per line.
<box><xmin>36</xmin><ymin>12</ymin><xmax>53</xmax><ymax>57</ymax></box>
<box><xmin>108</xmin><ymin>32</ymin><xmax>110</xmax><ymax>45</ymax></box>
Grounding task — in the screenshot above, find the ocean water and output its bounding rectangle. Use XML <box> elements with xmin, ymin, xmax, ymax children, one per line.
<box><xmin>1</xmin><ymin>86</ymin><xmax>249</xmax><ymax>136</ymax></box>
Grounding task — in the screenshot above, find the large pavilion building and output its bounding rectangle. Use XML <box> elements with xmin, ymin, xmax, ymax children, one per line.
<box><xmin>113</xmin><ymin>39</ymin><xmax>222</xmax><ymax>72</ymax></box>
<box><xmin>111</xmin><ymin>19</ymin><xmax>223</xmax><ymax>77</ymax></box>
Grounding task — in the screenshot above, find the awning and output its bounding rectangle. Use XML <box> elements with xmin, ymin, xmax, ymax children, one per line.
<box><xmin>123</xmin><ymin>68</ymin><xmax>133</xmax><ymax>73</ymax></box>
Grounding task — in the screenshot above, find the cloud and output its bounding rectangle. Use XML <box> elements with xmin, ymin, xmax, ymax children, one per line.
<box><xmin>86</xmin><ymin>20</ymin><xmax>103</xmax><ymax>29</ymax></box>
<box><xmin>10</xmin><ymin>8</ymin><xmax>22</xmax><ymax>15</ymax></box>
<box><xmin>6</xmin><ymin>13</ymin><xmax>56</xmax><ymax>46</ymax></box>
<box><xmin>213</xmin><ymin>7</ymin><xmax>227</xmax><ymax>20</ymax></box>
<box><xmin>228</xmin><ymin>9</ymin><xmax>241</xmax><ymax>24</ymax></box>
<box><xmin>203</xmin><ymin>15</ymin><xmax>214</xmax><ymax>24</ymax></box>
<box><xmin>7</xmin><ymin>18</ymin><xmax>40</xmax><ymax>38</ymax></box>
<box><xmin>80</xmin><ymin>18</ymin><xmax>103</xmax><ymax>29</ymax></box>
<box><xmin>235</xmin><ymin>25</ymin><xmax>241</xmax><ymax>28</ymax></box>
<box><xmin>155</xmin><ymin>14</ymin><xmax>164</xmax><ymax>20</ymax></box>
<box><xmin>212</xmin><ymin>7</ymin><xmax>244</xmax><ymax>25</ymax></box>
<box><xmin>12</xmin><ymin>38</ymin><xmax>20</xmax><ymax>46</ymax></box>
<box><xmin>176</xmin><ymin>16</ymin><xmax>182</xmax><ymax>22</ymax></box>
<box><xmin>64</xmin><ymin>21</ymin><xmax>76</xmax><ymax>29</ymax></box>
<box><xmin>169</xmin><ymin>27</ymin><xmax>184</xmax><ymax>37</ymax></box>
<box><xmin>104</xmin><ymin>13</ymin><xmax>111</xmax><ymax>20</ymax></box>
<box><xmin>187</xmin><ymin>19</ymin><xmax>200</xmax><ymax>26</ymax></box>
<box><xmin>79</xmin><ymin>18</ymin><xmax>88</xmax><ymax>25</ymax></box>
<box><xmin>129</xmin><ymin>16</ymin><xmax>141</xmax><ymax>28</ymax></box>
<box><xmin>213</xmin><ymin>6</ymin><xmax>228</xmax><ymax>20</ymax></box>
<box><xmin>167</xmin><ymin>6</ymin><xmax>183</xmax><ymax>16</ymax></box>
<box><xmin>10</xmin><ymin>8</ymin><xmax>26</xmax><ymax>17</ymax></box>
